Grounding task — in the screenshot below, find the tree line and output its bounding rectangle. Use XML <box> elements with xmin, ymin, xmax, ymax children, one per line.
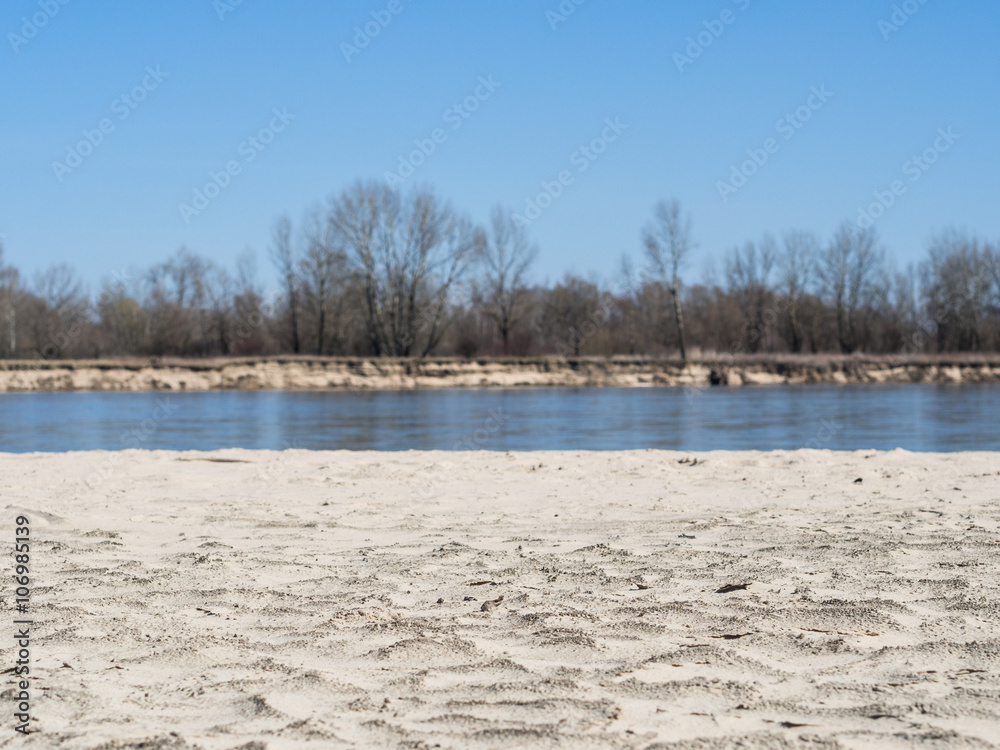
<box><xmin>1</xmin><ymin>181</ymin><xmax>998</xmax><ymax>361</ymax></box>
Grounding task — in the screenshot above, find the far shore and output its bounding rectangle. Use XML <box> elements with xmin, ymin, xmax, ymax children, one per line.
<box><xmin>0</xmin><ymin>353</ymin><xmax>999</xmax><ymax>393</ymax></box>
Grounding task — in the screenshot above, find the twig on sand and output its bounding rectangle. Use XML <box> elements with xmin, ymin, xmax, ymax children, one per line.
<box><xmin>177</xmin><ymin>458</ymin><xmax>251</xmax><ymax>464</ymax></box>
<box><xmin>715</xmin><ymin>582</ymin><xmax>751</xmax><ymax>593</ymax></box>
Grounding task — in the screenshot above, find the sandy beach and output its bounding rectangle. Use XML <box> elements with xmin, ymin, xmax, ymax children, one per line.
<box><xmin>3</xmin><ymin>449</ymin><xmax>999</xmax><ymax>749</ymax></box>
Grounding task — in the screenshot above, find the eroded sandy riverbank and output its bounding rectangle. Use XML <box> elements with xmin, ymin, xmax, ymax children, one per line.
<box><xmin>1</xmin><ymin>354</ymin><xmax>999</xmax><ymax>392</ymax></box>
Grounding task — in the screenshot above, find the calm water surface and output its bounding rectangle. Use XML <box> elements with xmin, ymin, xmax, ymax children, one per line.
<box><xmin>0</xmin><ymin>385</ymin><xmax>997</xmax><ymax>452</ymax></box>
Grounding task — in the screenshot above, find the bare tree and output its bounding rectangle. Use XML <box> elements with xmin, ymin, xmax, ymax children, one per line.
<box><xmin>820</xmin><ymin>224</ymin><xmax>883</xmax><ymax>353</ymax></box>
<box><xmin>328</xmin><ymin>181</ymin><xmax>483</xmax><ymax>357</ymax></box>
<box><xmin>480</xmin><ymin>206</ymin><xmax>537</xmax><ymax>354</ymax></box>
<box><xmin>922</xmin><ymin>231</ymin><xmax>995</xmax><ymax>351</ymax></box>
<box><xmin>145</xmin><ymin>248</ymin><xmax>212</xmax><ymax>355</ymax></box>
<box><xmin>642</xmin><ymin>200</ymin><xmax>693</xmax><ymax>360</ymax></box>
<box><xmin>97</xmin><ymin>283</ymin><xmax>148</xmax><ymax>355</ymax></box>
<box><xmin>204</xmin><ymin>264</ymin><xmax>235</xmax><ymax>354</ymax></box>
<box><xmin>779</xmin><ymin>231</ymin><xmax>818</xmax><ymax>352</ymax></box>
<box><xmin>419</xmin><ymin>215</ymin><xmax>484</xmax><ymax>358</ymax></box>
<box><xmin>330</xmin><ymin>183</ymin><xmax>393</xmax><ymax>356</ymax></box>
<box><xmin>618</xmin><ymin>254</ymin><xmax>640</xmax><ymax>355</ymax></box>
<box><xmin>878</xmin><ymin>265</ymin><xmax>919</xmax><ymax>353</ymax></box>
<box><xmin>148</xmin><ymin>248</ymin><xmax>209</xmax><ymax>308</ymax></box>
<box><xmin>300</xmin><ymin>207</ymin><xmax>349</xmax><ymax>355</ymax></box>
<box><xmin>31</xmin><ymin>263</ymin><xmax>89</xmax><ymax>357</ymax></box>
<box><xmin>227</xmin><ymin>250</ymin><xmax>268</xmax><ymax>354</ymax></box>
<box><xmin>726</xmin><ymin>236</ymin><xmax>776</xmax><ymax>353</ymax></box>
<box><xmin>35</xmin><ymin>263</ymin><xmax>85</xmax><ymax>313</ymax></box>
<box><xmin>7</xmin><ymin>185</ymin><xmax>1000</xmax><ymax>360</ymax></box>
<box><xmin>542</xmin><ymin>275</ymin><xmax>602</xmax><ymax>357</ymax></box>
<box><xmin>269</xmin><ymin>216</ymin><xmax>301</xmax><ymax>354</ymax></box>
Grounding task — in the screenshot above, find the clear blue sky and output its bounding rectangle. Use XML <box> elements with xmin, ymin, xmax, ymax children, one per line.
<box><xmin>2</xmin><ymin>0</ymin><xmax>998</xmax><ymax>292</ymax></box>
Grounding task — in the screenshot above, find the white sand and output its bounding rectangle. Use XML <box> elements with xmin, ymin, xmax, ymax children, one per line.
<box><xmin>3</xmin><ymin>449</ymin><xmax>999</xmax><ymax>749</ymax></box>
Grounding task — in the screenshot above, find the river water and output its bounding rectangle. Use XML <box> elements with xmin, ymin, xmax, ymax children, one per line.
<box><xmin>1</xmin><ymin>385</ymin><xmax>997</xmax><ymax>452</ymax></box>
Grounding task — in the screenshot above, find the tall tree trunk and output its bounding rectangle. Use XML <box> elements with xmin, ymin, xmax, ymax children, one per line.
<box><xmin>316</xmin><ymin>307</ymin><xmax>325</xmax><ymax>355</ymax></box>
<box><xmin>671</xmin><ymin>283</ymin><xmax>687</xmax><ymax>361</ymax></box>
<box><xmin>364</xmin><ymin>279</ymin><xmax>382</xmax><ymax>357</ymax></box>
<box><xmin>836</xmin><ymin>300</ymin><xmax>849</xmax><ymax>353</ymax></box>
<box><xmin>628</xmin><ymin>309</ymin><xmax>637</xmax><ymax>355</ymax></box>
<box><xmin>316</xmin><ymin>279</ymin><xmax>326</xmax><ymax>355</ymax></box>
<box><xmin>789</xmin><ymin>298</ymin><xmax>802</xmax><ymax>353</ymax></box>
<box><xmin>289</xmin><ymin>288</ymin><xmax>301</xmax><ymax>354</ymax></box>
